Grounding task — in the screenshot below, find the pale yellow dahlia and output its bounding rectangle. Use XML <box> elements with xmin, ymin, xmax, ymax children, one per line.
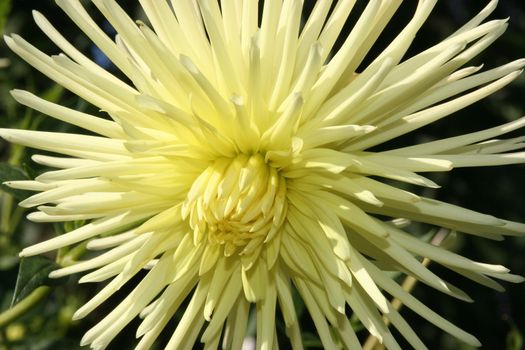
<box><xmin>2</xmin><ymin>0</ymin><xmax>525</xmax><ymax>349</ymax></box>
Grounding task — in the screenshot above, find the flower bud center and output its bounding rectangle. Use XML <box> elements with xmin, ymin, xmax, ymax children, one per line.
<box><xmin>182</xmin><ymin>153</ymin><xmax>286</xmax><ymax>255</ymax></box>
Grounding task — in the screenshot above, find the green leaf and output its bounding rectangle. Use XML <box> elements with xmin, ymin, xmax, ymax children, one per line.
<box><xmin>0</xmin><ymin>163</ymin><xmax>32</xmax><ymax>200</ymax></box>
<box><xmin>11</xmin><ymin>256</ymin><xmax>68</xmax><ymax>307</ymax></box>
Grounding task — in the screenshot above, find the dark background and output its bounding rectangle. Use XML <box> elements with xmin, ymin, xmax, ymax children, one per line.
<box><xmin>0</xmin><ymin>1</ymin><xmax>524</xmax><ymax>349</ymax></box>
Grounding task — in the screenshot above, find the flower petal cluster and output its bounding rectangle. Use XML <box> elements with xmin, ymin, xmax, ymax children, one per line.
<box><xmin>2</xmin><ymin>0</ymin><xmax>525</xmax><ymax>349</ymax></box>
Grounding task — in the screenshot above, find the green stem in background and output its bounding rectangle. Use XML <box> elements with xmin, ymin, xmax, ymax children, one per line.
<box><xmin>0</xmin><ymin>193</ymin><xmax>24</xmax><ymax>237</ymax></box>
<box><xmin>0</xmin><ymin>286</ymin><xmax>51</xmax><ymax>328</ymax></box>
<box><xmin>57</xmin><ymin>242</ymin><xmax>88</xmax><ymax>267</ymax></box>
<box><xmin>0</xmin><ymin>193</ymin><xmax>13</xmax><ymax>235</ymax></box>
<box><xmin>363</xmin><ymin>229</ymin><xmax>450</xmax><ymax>350</ymax></box>
<box><xmin>9</xmin><ymin>207</ymin><xmax>26</xmax><ymax>235</ymax></box>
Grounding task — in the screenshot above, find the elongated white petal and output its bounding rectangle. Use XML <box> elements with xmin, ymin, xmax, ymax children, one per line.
<box><xmin>20</xmin><ymin>211</ymin><xmax>153</xmax><ymax>256</ymax></box>
<box><xmin>0</xmin><ymin>129</ymin><xmax>128</xmax><ymax>159</ymax></box>
<box><xmin>11</xmin><ymin>90</ymin><xmax>124</xmax><ymax>138</ymax></box>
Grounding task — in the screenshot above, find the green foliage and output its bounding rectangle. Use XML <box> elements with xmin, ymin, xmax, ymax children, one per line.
<box><xmin>0</xmin><ymin>164</ymin><xmax>31</xmax><ymax>201</ymax></box>
<box><xmin>11</xmin><ymin>257</ymin><xmax>67</xmax><ymax>307</ymax></box>
<box><xmin>0</xmin><ymin>0</ymin><xmax>11</xmax><ymax>35</ymax></box>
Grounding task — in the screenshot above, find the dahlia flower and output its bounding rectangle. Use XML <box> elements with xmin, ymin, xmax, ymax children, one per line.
<box><xmin>2</xmin><ymin>0</ymin><xmax>524</xmax><ymax>349</ymax></box>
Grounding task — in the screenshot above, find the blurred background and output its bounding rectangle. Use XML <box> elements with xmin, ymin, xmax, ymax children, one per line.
<box><xmin>0</xmin><ymin>1</ymin><xmax>524</xmax><ymax>349</ymax></box>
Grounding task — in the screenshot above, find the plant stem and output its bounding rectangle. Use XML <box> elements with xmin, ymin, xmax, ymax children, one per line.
<box><xmin>0</xmin><ymin>193</ymin><xmax>13</xmax><ymax>235</ymax></box>
<box><xmin>0</xmin><ymin>286</ymin><xmax>51</xmax><ymax>328</ymax></box>
<box><xmin>58</xmin><ymin>242</ymin><xmax>88</xmax><ymax>267</ymax></box>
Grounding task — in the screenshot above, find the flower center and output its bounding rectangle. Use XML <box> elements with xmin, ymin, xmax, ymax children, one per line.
<box><xmin>182</xmin><ymin>153</ymin><xmax>287</xmax><ymax>256</ymax></box>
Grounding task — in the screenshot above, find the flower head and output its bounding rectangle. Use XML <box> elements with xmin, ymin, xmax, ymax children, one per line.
<box><xmin>2</xmin><ymin>0</ymin><xmax>525</xmax><ymax>349</ymax></box>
